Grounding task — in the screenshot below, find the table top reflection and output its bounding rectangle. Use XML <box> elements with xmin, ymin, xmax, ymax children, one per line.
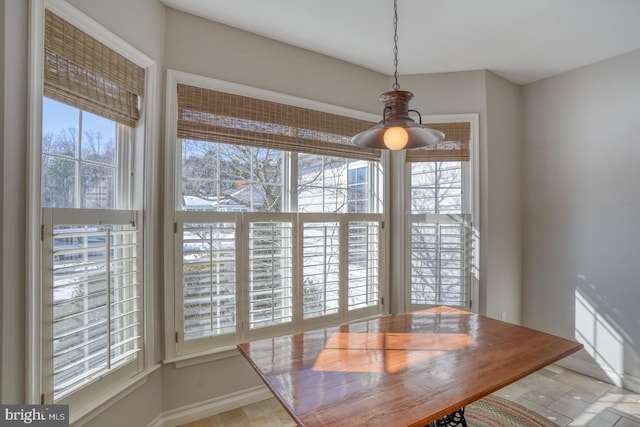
<box><xmin>237</xmin><ymin>307</ymin><xmax>582</xmax><ymax>427</ymax></box>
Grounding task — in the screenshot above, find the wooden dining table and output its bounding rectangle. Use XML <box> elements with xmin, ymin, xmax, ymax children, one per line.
<box><xmin>237</xmin><ymin>306</ymin><xmax>583</xmax><ymax>427</ymax></box>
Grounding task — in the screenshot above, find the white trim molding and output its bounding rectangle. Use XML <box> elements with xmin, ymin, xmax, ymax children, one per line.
<box><xmin>557</xmin><ymin>355</ymin><xmax>640</xmax><ymax>393</ymax></box>
<box><xmin>148</xmin><ymin>385</ymin><xmax>273</xmax><ymax>427</ymax></box>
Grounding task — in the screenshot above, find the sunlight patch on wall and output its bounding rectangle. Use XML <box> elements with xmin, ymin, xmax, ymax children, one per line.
<box><xmin>575</xmin><ymin>287</ymin><xmax>623</xmax><ymax>386</ymax></box>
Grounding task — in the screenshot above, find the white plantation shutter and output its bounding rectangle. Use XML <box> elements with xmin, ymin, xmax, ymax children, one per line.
<box><xmin>409</xmin><ymin>214</ymin><xmax>472</xmax><ymax>308</ymax></box>
<box><xmin>347</xmin><ymin>220</ymin><xmax>380</xmax><ymax>313</ymax></box>
<box><xmin>175</xmin><ymin>213</ymin><xmax>238</xmax><ymax>353</ymax></box>
<box><xmin>42</xmin><ymin>208</ymin><xmax>142</xmax><ymax>400</ymax></box>
<box><xmin>245</xmin><ymin>216</ymin><xmax>295</xmax><ymax>337</ymax></box>
<box><xmin>174</xmin><ymin>212</ymin><xmax>382</xmax><ymax>352</ymax></box>
<box><xmin>301</xmin><ymin>221</ymin><xmax>341</xmax><ymax>320</ymax></box>
<box><xmin>181</xmin><ymin>222</ymin><xmax>237</xmax><ymax>339</ymax></box>
<box><xmin>297</xmin><ymin>216</ymin><xmax>382</xmax><ymax>326</ymax></box>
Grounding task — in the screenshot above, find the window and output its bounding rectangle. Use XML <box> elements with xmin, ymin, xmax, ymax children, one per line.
<box><xmin>181</xmin><ymin>142</ymin><xmax>284</xmax><ymax>212</ymax></box>
<box><xmin>406</xmin><ymin>121</ymin><xmax>476</xmax><ymax>310</ymax></box>
<box><xmin>169</xmin><ymin>75</ymin><xmax>384</xmax><ymax>356</ymax></box>
<box><xmin>31</xmin><ymin>4</ymin><xmax>155</xmax><ymax>413</ymax></box>
<box><xmin>42</xmin><ymin>98</ymin><xmax>119</xmax><ymax>209</ymax></box>
<box><xmin>347</xmin><ymin>164</ymin><xmax>369</xmax><ymax>213</ymax></box>
<box><xmin>41</xmin><ymin>98</ymin><xmax>141</xmax><ymax>401</ymax></box>
<box><xmin>410</xmin><ymin>162</ymin><xmax>462</xmax><ymax>214</ymax></box>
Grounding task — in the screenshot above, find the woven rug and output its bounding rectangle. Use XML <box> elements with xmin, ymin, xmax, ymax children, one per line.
<box><xmin>465</xmin><ymin>395</ymin><xmax>559</xmax><ymax>427</ymax></box>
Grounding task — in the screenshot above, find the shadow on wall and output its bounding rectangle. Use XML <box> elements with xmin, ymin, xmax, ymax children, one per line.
<box><xmin>574</xmin><ymin>274</ymin><xmax>640</xmax><ymax>392</ymax></box>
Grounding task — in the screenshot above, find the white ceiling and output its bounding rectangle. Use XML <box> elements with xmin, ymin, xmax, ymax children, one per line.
<box><xmin>159</xmin><ymin>0</ymin><xmax>640</xmax><ymax>85</ymax></box>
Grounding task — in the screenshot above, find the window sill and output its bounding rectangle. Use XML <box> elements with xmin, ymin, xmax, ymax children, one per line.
<box><xmin>165</xmin><ymin>315</ymin><xmax>389</xmax><ymax>370</ymax></box>
<box><xmin>165</xmin><ymin>345</ymin><xmax>241</xmax><ymax>369</ymax></box>
<box><xmin>70</xmin><ymin>364</ymin><xmax>162</xmax><ymax>426</ymax></box>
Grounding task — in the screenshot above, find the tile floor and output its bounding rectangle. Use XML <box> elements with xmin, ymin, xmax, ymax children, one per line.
<box><xmin>181</xmin><ymin>365</ymin><xmax>640</xmax><ymax>427</ymax></box>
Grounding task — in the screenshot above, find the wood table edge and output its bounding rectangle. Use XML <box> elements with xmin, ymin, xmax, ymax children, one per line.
<box><xmin>414</xmin><ymin>340</ymin><xmax>584</xmax><ymax>425</ymax></box>
<box><xmin>237</xmin><ymin>343</ymin><xmax>305</xmax><ymax>427</ymax></box>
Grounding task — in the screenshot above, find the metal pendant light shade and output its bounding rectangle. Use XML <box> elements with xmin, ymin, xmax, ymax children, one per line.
<box><xmin>352</xmin><ymin>0</ymin><xmax>445</xmax><ymax>150</ymax></box>
<box><xmin>352</xmin><ymin>90</ymin><xmax>444</xmax><ymax>150</ymax></box>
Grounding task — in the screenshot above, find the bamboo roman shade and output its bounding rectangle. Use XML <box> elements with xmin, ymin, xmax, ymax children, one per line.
<box><xmin>177</xmin><ymin>84</ymin><xmax>381</xmax><ymax>161</ymax></box>
<box><xmin>44</xmin><ymin>10</ymin><xmax>145</xmax><ymax>127</ymax></box>
<box><xmin>405</xmin><ymin>122</ymin><xmax>471</xmax><ymax>162</ymax></box>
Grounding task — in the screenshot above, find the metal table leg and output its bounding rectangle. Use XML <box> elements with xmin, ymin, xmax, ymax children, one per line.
<box><xmin>426</xmin><ymin>407</ymin><xmax>467</xmax><ymax>427</ymax></box>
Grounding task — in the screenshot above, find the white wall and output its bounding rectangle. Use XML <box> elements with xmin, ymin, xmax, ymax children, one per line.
<box><xmin>484</xmin><ymin>71</ymin><xmax>522</xmax><ymax>323</ymax></box>
<box><xmin>66</xmin><ymin>0</ymin><xmax>165</xmax><ymax>62</ymax></box>
<box><xmin>521</xmin><ymin>49</ymin><xmax>640</xmax><ymax>390</ymax></box>
<box><xmin>1</xmin><ymin>0</ymin><xmax>28</xmax><ymax>404</ymax></box>
<box><xmin>0</xmin><ymin>0</ymin><xmax>4</xmax><ymax>395</ymax></box>
<box><xmin>77</xmin><ymin>370</ymin><xmax>164</xmax><ymax>427</ymax></box>
<box><xmin>164</xmin><ymin>8</ymin><xmax>387</xmax><ymax>114</ymax></box>
<box><xmin>399</xmin><ymin>71</ymin><xmax>487</xmax><ymax>116</ymax></box>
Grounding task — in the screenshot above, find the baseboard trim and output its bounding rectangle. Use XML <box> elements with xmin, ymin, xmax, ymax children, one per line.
<box><xmin>623</xmin><ymin>371</ymin><xmax>640</xmax><ymax>393</ymax></box>
<box><xmin>556</xmin><ymin>355</ymin><xmax>640</xmax><ymax>393</ymax></box>
<box><xmin>149</xmin><ymin>385</ymin><xmax>273</xmax><ymax>427</ymax></box>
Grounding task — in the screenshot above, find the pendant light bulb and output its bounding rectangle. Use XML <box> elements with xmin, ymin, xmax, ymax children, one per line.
<box><xmin>383</xmin><ymin>126</ymin><xmax>409</xmax><ymax>150</ymax></box>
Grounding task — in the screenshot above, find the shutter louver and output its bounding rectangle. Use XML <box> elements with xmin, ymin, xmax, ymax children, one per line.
<box><xmin>410</xmin><ymin>214</ymin><xmax>472</xmax><ymax>307</ymax></box>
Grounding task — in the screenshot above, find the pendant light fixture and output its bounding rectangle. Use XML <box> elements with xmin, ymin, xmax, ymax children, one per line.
<box><xmin>352</xmin><ymin>0</ymin><xmax>445</xmax><ymax>150</ymax></box>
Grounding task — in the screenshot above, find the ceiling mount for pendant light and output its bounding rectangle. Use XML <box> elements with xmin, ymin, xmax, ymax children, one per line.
<box><xmin>352</xmin><ymin>0</ymin><xmax>444</xmax><ymax>150</ymax></box>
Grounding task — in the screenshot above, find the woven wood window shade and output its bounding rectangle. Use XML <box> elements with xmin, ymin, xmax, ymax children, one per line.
<box><xmin>44</xmin><ymin>10</ymin><xmax>145</xmax><ymax>127</ymax></box>
<box><xmin>177</xmin><ymin>84</ymin><xmax>380</xmax><ymax>162</ymax></box>
<box><xmin>405</xmin><ymin>122</ymin><xmax>471</xmax><ymax>162</ymax></box>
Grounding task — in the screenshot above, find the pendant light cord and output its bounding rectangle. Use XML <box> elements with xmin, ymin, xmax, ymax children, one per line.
<box><xmin>392</xmin><ymin>0</ymin><xmax>400</xmax><ymax>90</ymax></box>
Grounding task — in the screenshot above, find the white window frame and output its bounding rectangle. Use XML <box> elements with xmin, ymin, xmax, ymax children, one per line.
<box><xmin>164</xmin><ymin>70</ymin><xmax>388</xmax><ymax>362</ymax></box>
<box><xmin>26</xmin><ymin>0</ymin><xmax>159</xmax><ymax>421</ymax></box>
<box><xmin>401</xmin><ymin>114</ymin><xmax>480</xmax><ymax>313</ymax></box>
